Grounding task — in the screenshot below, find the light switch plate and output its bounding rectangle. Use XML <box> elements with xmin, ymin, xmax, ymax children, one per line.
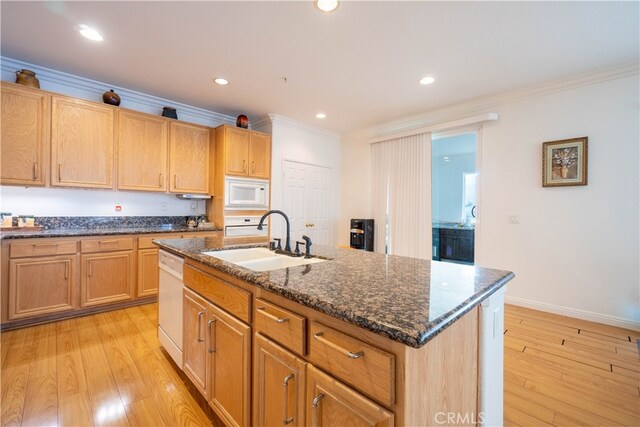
<box><xmin>508</xmin><ymin>214</ymin><xmax>520</xmax><ymax>224</ymax></box>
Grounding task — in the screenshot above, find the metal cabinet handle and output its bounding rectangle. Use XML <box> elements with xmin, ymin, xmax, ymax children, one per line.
<box><xmin>252</xmin><ymin>160</ymin><xmax>255</xmax><ymax>173</ymax></box>
<box><xmin>208</xmin><ymin>319</ymin><xmax>216</xmax><ymax>353</ymax></box>
<box><xmin>64</xmin><ymin>261</ymin><xmax>69</xmax><ymax>280</ymax></box>
<box><xmin>34</xmin><ymin>243</ymin><xmax>58</xmax><ymax>248</ymax></box>
<box><xmin>33</xmin><ymin>162</ymin><xmax>38</xmax><ymax>180</ymax></box>
<box><xmin>159</xmin><ymin>173</ymin><xmax>163</xmax><ymax>187</ymax></box>
<box><xmin>257</xmin><ymin>307</ymin><xmax>289</xmax><ymax>323</ymax></box>
<box><xmin>282</xmin><ymin>373</ymin><xmax>294</xmax><ymax>425</ymax></box>
<box><xmin>197</xmin><ymin>311</ymin><xmax>205</xmax><ymax>342</ymax></box>
<box><xmin>312</xmin><ymin>392</ymin><xmax>325</xmax><ymax>425</ymax></box>
<box><xmin>174</xmin><ymin>174</ymin><xmax>178</xmax><ymax>188</ymax></box>
<box><xmin>88</xmin><ymin>260</ymin><xmax>92</xmax><ymax>277</ymax></box>
<box><xmin>99</xmin><ymin>239</ymin><xmax>119</xmax><ymax>245</ymax></box>
<box><xmin>313</xmin><ymin>332</ymin><xmax>365</xmax><ymax>359</ymax></box>
<box><xmin>57</xmin><ymin>164</ymin><xmax>62</xmax><ymax>181</ymax></box>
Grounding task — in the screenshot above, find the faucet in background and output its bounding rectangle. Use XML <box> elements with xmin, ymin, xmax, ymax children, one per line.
<box><xmin>257</xmin><ymin>210</ymin><xmax>292</xmax><ymax>253</ymax></box>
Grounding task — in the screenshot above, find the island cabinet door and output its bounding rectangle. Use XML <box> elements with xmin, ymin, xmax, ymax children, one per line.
<box><xmin>254</xmin><ymin>334</ymin><xmax>307</xmax><ymax>427</ymax></box>
<box><xmin>306</xmin><ymin>365</ymin><xmax>394</xmax><ymax>427</ymax></box>
<box><xmin>208</xmin><ymin>304</ymin><xmax>251</xmax><ymax>427</ymax></box>
<box><xmin>183</xmin><ymin>288</ymin><xmax>209</xmax><ymax>397</ymax></box>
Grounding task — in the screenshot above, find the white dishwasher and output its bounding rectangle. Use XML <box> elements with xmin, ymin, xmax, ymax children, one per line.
<box><xmin>158</xmin><ymin>250</ymin><xmax>184</xmax><ymax>367</ymax></box>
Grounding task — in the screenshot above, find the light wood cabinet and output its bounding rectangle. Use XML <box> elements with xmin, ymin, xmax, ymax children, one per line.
<box><xmin>208</xmin><ymin>303</ymin><xmax>251</xmax><ymax>427</ymax></box>
<box><xmin>183</xmin><ymin>288</ymin><xmax>210</xmax><ymax>397</ymax></box>
<box><xmin>117</xmin><ymin>110</ymin><xmax>168</xmax><ymax>191</ymax></box>
<box><xmin>0</xmin><ymin>83</ymin><xmax>49</xmax><ymax>186</ymax></box>
<box><xmin>169</xmin><ymin>121</ymin><xmax>210</xmax><ymax>194</ymax></box>
<box><xmin>248</xmin><ymin>132</ymin><xmax>271</xmax><ymax>179</ymax></box>
<box><xmin>51</xmin><ymin>96</ymin><xmax>115</xmax><ymax>188</ymax></box>
<box><xmin>254</xmin><ymin>334</ymin><xmax>307</xmax><ymax>427</ymax></box>
<box><xmin>8</xmin><ymin>255</ymin><xmax>77</xmax><ymax>320</ymax></box>
<box><xmin>80</xmin><ymin>251</ymin><xmax>134</xmax><ymax>307</ymax></box>
<box><xmin>306</xmin><ymin>365</ymin><xmax>394</xmax><ymax>427</ymax></box>
<box><xmin>216</xmin><ymin>125</ymin><xmax>271</xmax><ymax>179</ymax></box>
<box><xmin>137</xmin><ymin>248</ymin><xmax>159</xmax><ymax>297</ymax></box>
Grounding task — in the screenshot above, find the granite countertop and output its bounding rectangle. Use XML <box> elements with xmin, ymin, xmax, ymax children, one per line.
<box><xmin>432</xmin><ymin>221</ymin><xmax>475</xmax><ymax>230</ymax></box>
<box><xmin>0</xmin><ymin>225</ymin><xmax>222</xmax><ymax>240</ymax></box>
<box><xmin>154</xmin><ymin>236</ymin><xmax>514</xmax><ymax>348</ymax></box>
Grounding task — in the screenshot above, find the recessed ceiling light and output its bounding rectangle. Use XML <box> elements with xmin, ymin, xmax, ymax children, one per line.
<box><xmin>420</xmin><ymin>76</ymin><xmax>435</xmax><ymax>85</ymax></box>
<box><xmin>315</xmin><ymin>113</ymin><xmax>326</xmax><ymax>119</ymax></box>
<box><xmin>316</xmin><ymin>0</ymin><xmax>339</xmax><ymax>12</ymax></box>
<box><xmin>213</xmin><ymin>77</ymin><xmax>229</xmax><ymax>86</ymax></box>
<box><xmin>78</xmin><ymin>24</ymin><xmax>103</xmax><ymax>41</ymax></box>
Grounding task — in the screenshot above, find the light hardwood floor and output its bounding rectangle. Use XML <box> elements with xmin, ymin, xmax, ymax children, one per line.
<box><xmin>1</xmin><ymin>303</ymin><xmax>638</xmax><ymax>426</ymax></box>
<box><xmin>1</xmin><ymin>303</ymin><xmax>222</xmax><ymax>427</ymax></box>
<box><xmin>504</xmin><ymin>304</ymin><xmax>640</xmax><ymax>427</ymax></box>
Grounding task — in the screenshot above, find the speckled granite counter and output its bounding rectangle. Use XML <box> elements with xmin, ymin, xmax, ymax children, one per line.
<box><xmin>154</xmin><ymin>236</ymin><xmax>514</xmax><ymax>348</ymax></box>
<box><xmin>0</xmin><ymin>226</ymin><xmax>221</xmax><ymax>240</ymax></box>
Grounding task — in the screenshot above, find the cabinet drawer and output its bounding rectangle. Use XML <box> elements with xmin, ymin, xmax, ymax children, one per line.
<box><xmin>138</xmin><ymin>233</ymin><xmax>182</xmax><ymax>249</ymax></box>
<box><xmin>183</xmin><ymin>265</ymin><xmax>251</xmax><ymax>323</ymax></box>
<box><xmin>81</xmin><ymin>237</ymin><xmax>134</xmax><ymax>253</ymax></box>
<box><xmin>254</xmin><ymin>298</ymin><xmax>306</xmax><ymax>356</ymax></box>
<box><xmin>10</xmin><ymin>240</ymin><xmax>78</xmax><ymax>258</ymax></box>
<box><xmin>308</xmin><ymin>322</ymin><xmax>395</xmax><ymax>407</ymax></box>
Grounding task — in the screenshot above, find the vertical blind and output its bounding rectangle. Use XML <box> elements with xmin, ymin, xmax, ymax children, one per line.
<box><xmin>370</xmin><ymin>133</ymin><xmax>432</xmax><ymax>259</ymax></box>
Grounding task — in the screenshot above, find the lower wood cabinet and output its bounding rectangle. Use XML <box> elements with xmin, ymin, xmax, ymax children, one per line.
<box><xmin>8</xmin><ymin>255</ymin><xmax>77</xmax><ymax>320</ymax></box>
<box><xmin>182</xmin><ymin>287</ymin><xmax>252</xmax><ymax>427</ymax></box>
<box><xmin>81</xmin><ymin>251</ymin><xmax>134</xmax><ymax>307</ymax></box>
<box><xmin>208</xmin><ymin>303</ymin><xmax>251</xmax><ymax>427</ymax></box>
<box><xmin>183</xmin><ymin>288</ymin><xmax>209</xmax><ymax>396</ymax></box>
<box><xmin>137</xmin><ymin>248</ymin><xmax>159</xmax><ymax>297</ymax></box>
<box><xmin>253</xmin><ymin>334</ymin><xmax>307</xmax><ymax>427</ymax></box>
<box><xmin>306</xmin><ymin>365</ymin><xmax>394</xmax><ymax>427</ymax></box>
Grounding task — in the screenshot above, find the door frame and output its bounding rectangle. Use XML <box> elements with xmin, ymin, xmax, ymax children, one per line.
<box><xmin>281</xmin><ymin>158</ymin><xmax>336</xmax><ymax>247</ymax></box>
<box><xmin>431</xmin><ymin>126</ymin><xmax>483</xmax><ymax>265</ymax></box>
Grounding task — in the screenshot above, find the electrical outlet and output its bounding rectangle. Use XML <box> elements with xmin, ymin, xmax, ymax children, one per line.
<box><xmin>161</xmin><ymin>203</ymin><xmax>167</xmax><ymax>212</ymax></box>
<box><xmin>115</xmin><ymin>204</ymin><xmax>122</xmax><ymax>212</ymax></box>
<box><xmin>508</xmin><ymin>214</ymin><xmax>520</xmax><ymax>224</ymax></box>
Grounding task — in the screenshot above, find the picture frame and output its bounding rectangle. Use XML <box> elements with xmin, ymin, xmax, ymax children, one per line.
<box><xmin>542</xmin><ymin>137</ymin><xmax>588</xmax><ymax>187</ymax></box>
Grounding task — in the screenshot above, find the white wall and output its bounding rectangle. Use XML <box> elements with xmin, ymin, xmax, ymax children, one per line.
<box><xmin>340</xmin><ymin>72</ymin><xmax>640</xmax><ymax>328</ymax></box>
<box><xmin>1</xmin><ymin>56</ymin><xmax>235</xmax><ymax>217</ymax></box>
<box><xmin>254</xmin><ymin>114</ymin><xmax>341</xmax><ymax>246</ymax></box>
<box><xmin>0</xmin><ymin>186</ymin><xmax>205</xmax><ymax>217</ymax></box>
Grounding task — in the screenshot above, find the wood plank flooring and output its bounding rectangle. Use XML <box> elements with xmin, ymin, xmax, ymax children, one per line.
<box><xmin>1</xmin><ymin>303</ymin><xmax>638</xmax><ymax>426</ymax></box>
<box><xmin>504</xmin><ymin>304</ymin><xmax>640</xmax><ymax>427</ymax></box>
<box><xmin>1</xmin><ymin>304</ymin><xmax>221</xmax><ymax>427</ymax></box>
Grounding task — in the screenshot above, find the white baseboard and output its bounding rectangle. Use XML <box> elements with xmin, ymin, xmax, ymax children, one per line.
<box><xmin>505</xmin><ymin>296</ymin><xmax>640</xmax><ymax>331</ymax></box>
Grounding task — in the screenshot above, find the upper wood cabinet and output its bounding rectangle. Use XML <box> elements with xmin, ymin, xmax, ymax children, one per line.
<box><xmin>1</xmin><ymin>83</ymin><xmax>49</xmax><ymax>186</ymax></box>
<box><xmin>51</xmin><ymin>96</ymin><xmax>115</xmax><ymax>189</ymax></box>
<box><xmin>117</xmin><ymin>110</ymin><xmax>168</xmax><ymax>192</ymax></box>
<box><xmin>215</xmin><ymin>125</ymin><xmax>271</xmax><ymax>179</ymax></box>
<box><xmin>169</xmin><ymin>121</ymin><xmax>210</xmax><ymax>194</ymax></box>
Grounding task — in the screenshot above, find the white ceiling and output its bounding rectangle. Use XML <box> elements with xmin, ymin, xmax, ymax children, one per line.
<box><xmin>1</xmin><ymin>1</ymin><xmax>638</xmax><ymax>135</ymax></box>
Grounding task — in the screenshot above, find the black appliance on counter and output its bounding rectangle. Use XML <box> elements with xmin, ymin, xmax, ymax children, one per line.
<box><xmin>350</xmin><ymin>219</ymin><xmax>374</xmax><ymax>251</ymax></box>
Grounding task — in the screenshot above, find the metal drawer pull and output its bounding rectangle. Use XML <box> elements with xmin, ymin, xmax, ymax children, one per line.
<box><xmin>99</xmin><ymin>239</ymin><xmax>119</xmax><ymax>245</ymax></box>
<box><xmin>197</xmin><ymin>311</ymin><xmax>205</xmax><ymax>342</ymax></box>
<box><xmin>252</xmin><ymin>160</ymin><xmax>255</xmax><ymax>173</ymax></box>
<box><xmin>88</xmin><ymin>260</ymin><xmax>92</xmax><ymax>277</ymax></box>
<box><xmin>64</xmin><ymin>261</ymin><xmax>69</xmax><ymax>280</ymax></box>
<box><xmin>33</xmin><ymin>162</ymin><xmax>38</xmax><ymax>180</ymax></box>
<box><xmin>282</xmin><ymin>373</ymin><xmax>294</xmax><ymax>425</ymax></box>
<box><xmin>257</xmin><ymin>307</ymin><xmax>289</xmax><ymax>323</ymax></box>
<box><xmin>208</xmin><ymin>319</ymin><xmax>216</xmax><ymax>353</ymax></box>
<box><xmin>312</xmin><ymin>393</ymin><xmax>325</xmax><ymax>407</ymax></box>
<box><xmin>313</xmin><ymin>332</ymin><xmax>365</xmax><ymax>359</ymax></box>
<box><xmin>57</xmin><ymin>164</ymin><xmax>62</xmax><ymax>181</ymax></box>
<box><xmin>174</xmin><ymin>174</ymin><xmax>178</xmax><ymax>188</ymax></box>
<box><xmin>159</xmin><ymin>173</ymin><xmax>163</xmax><ymax>187</ymax></box>
<box><xmin>34</xmin><ymin>243</ymin><xmax>58</xmax><ymax>248</ymax></box>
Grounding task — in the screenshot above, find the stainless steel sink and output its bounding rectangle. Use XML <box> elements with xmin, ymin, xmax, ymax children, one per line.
<box><xmin>202</xmin><ymin>248</ymin><xmax>327</xmax><ymax>272</ymax></box>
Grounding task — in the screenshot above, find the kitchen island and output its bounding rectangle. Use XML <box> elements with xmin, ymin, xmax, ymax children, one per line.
<box><xmin>154</xmin><ymin>235</ymin><xmax>514</xmax><ymax>427</ymax></box>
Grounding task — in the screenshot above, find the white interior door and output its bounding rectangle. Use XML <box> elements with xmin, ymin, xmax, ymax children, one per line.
<box><xmin>283</xmin><ymin>160</ymin><xmax>333</xmax><ymax>246</ymax></box>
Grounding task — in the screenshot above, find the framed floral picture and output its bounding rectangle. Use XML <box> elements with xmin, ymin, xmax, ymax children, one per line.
<box><xmin>542</xmin><ymin>137</ymin><xmax>588</xmax><ymax>187</ymax></box>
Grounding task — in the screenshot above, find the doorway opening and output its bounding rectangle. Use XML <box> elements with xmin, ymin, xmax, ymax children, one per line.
<box><xmin>431</xmin><ymin>131</ymin><xmax>478</xmax><ymax>265</ymax></box>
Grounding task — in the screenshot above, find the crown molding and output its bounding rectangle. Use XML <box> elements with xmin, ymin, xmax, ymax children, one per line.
<box><xmin>266</xmin><ymin>113</ymin><xmax>340</xmax><ymax>140</ymax></box>
<box><xmin>1</xmin><ymin>56</ymin><xmax>236</xmax><ymax>126</ymax></box>
<box><xmin>353</xmin><ymin>61</ymin><xmax>640</xmax><ymax>141</ymax></box>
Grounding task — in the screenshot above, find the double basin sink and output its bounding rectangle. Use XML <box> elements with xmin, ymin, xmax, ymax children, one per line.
<box><xmin>203</xmin><ymin>247</ymin><xmax>326</xmax><ymax>272</ymax></box>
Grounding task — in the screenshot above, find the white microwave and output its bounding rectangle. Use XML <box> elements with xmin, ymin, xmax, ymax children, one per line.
<box><xmin>224</xmin><ymin>177</ymin><xmax>269</xmax><ymax>210</ymax></box>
